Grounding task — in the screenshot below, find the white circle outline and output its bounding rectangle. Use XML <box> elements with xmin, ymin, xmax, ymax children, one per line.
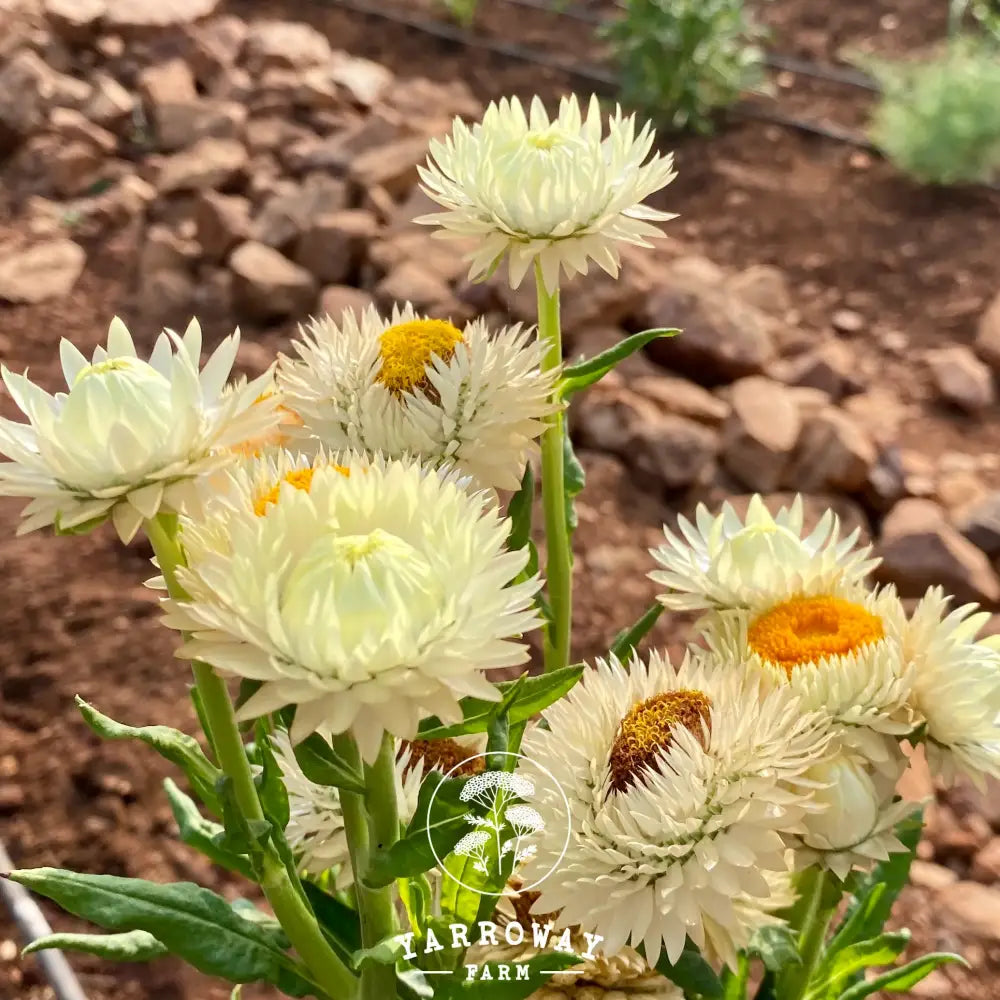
<box><xmin>426</xmin><ymin>750</ymin><xmax>572</xmax><ymax>896</ymax></box>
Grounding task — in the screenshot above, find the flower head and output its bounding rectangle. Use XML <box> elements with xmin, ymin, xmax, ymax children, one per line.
<box><xmin>161</xmin><ymin>450</ymin><xmax>541</xmax><ymax>761</ymax></box>
<box><xmin>904</xmin><ymin>587</ymin><xmax>1000</xmax><ymax>787</ymax></box>
<box><xmin>520</xmin><ymin>652</ymin><xmax>831</xmax><ymax>968</ymax></box>
<box><xmin>417</xmin><ymin>94</ymin><xmax>677</xmax><ymax>292</ymax></box>
<box><xmin>649</xmin><ymin>495</ymin><xmax>879</xmax><ymax>614</ymax></box>
<box><xmin>0</xmin><ymin>318</ymin><xmax>278</xmax><ymax>542</ymax></box>
<box><xmin>278</xmin><ymin>305</ymin><xmax>558</xmax><ymax>491</ymax></box>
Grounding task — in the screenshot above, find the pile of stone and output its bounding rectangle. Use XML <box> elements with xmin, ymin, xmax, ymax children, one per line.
<box><xmin>3</xmin><ymin>0</ymin><xmax>1000</xmax><ymax>613</ymax></box>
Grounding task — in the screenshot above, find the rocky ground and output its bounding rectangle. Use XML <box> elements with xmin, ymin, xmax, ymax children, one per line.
<box><xmin>3</xmin><ymin>0</ymin><xmax>1000</xmax><ymax>997</ymax></box>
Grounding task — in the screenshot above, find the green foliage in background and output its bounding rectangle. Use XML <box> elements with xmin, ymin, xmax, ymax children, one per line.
<box><xmin>861</xmin><ymin>35</ymin><xmax>1000</xmax><ymax>186</ymax></box>
<box><xmin>951</xmin><ymin>0</ymin><xmax>1000</xmax><ymax>42</ymax></box>
<box><xmin>603</xmin><ymin>0</ymin><xmax>766</xmax><ymax>134</ymax></box>
<box><xmin>436</xmin><ymin>0</ymin><xmax>479</xmax><ymax>27</ymax></box>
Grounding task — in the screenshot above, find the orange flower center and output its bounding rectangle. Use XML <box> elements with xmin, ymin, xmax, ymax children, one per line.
<box><xmin>253</xmin><ymin>465</ymin><xmax>349</xmax><ymax>517</ymax></box>
<box><xmin>747</xmin><ymin>595</ymin><xmax>885</xmax><ymax>675</ymax></box>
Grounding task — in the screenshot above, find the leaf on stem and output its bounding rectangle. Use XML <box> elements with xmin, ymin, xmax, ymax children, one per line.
<box><xmin>293</xmin><ymin>733</ymin><xmax>366</xmax><ymax>794</ymax></box>
<box><xmin>654</xmin><ymin>942</ymin><xmax>724</xmax><ymax>999</ymax></box>
<box><xmin>23</xmin><ymin>930</ymin><xmax>168</xmax><ymax>962</ymax></box>
<box><xmin>836</xmin><ymin>952</ymin><xmax>967</xmax><ymax>1000</ymax></box>
<box><xmin>562</xmin><ymin>430</ymin><xmax>585</xmax><ymax>536</ymax></box>
<box><xmin>609</xmin><ymin>602</ymin><xmax>665</xmax><ymax>660</ymax></box>
<box><xmin>417</xmin><ymin>665</ymin><xmax>584</xmax><ymax>740</ymax></box>
<box><xmin>747</xmin><ymin>924</ymin><xmax>800</xmax><ymax>973</ymax></box>
<box><xmin>76</xmin><ymin>697</ymin><xmax>220</xmax><ymax>815</ymax></box>
<box><xmin>559</xmin><ymin>329</ymin><xmax>680</xmax><ymax>398</ymax></box>
<box><xmin>301</xmin><ymin>881</ymin><xmax>363</xmax><ymax>957</ymax></box>
<box><xmin>507</xmin><ymin>465</ymin><xmax>535</xmax><ymax>552</ymax></box>
<box><xmin>7</xmin><ymin>868</ymin><xmax>318</xmax><ymax>996</ymax></box>
<box><xmin>164</xmin><ymin>779</ymin><xmax>255</xmax><ymax>880</ymax></box>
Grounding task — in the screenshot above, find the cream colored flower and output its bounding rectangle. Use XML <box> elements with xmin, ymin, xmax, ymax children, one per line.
<box><xmin>273</xmin><ymin>731</ymin><xmax>486</xmax><ymax>884</ymax></box>
<box><xmin>520</xmin><ymin>652</ymin><xmax>831</xmax><ymax>969</ymax></box>
<box><xmin>278</xmin><ymin>305</ymin><xmax>558</xmax><ymax>491</ymax></box>
<box><xmin>904</xmin><ymin>587</ymin><xmax>1000</xmax><ymax>787</ymax></box>
<box><xmin>161</xmin><ymin>451</ymin><xmax>540</xmax><ymax>761</ymax></box>
<box><xmin>649</xmin><ymin>495</ymin><xmax>879</xmax><ymax>614</ymax></box>
<box><xmin>0</xmin><ymin>318</ymin><xmax>278</xmax><ymax>542</ymax></box>
<box><xmin>417</xmin><ymin>94</ymin><xmax>677</xmax><ymax>292</ymax></box>
<box><xmin>794</xmin><ymin>741</ymin><xmax>915</xmax><ymax>880</ymax></box>
<box><xmin>702</xmin><ymin>585</ymin><xmax>914</xmax><ymax>743</ymax></box>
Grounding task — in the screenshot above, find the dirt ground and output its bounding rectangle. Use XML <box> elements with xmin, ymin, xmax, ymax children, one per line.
<box><xmin>3</xmin><ymin>0</ymin><xmax>1000</xmax><ymax>998</ymax></box>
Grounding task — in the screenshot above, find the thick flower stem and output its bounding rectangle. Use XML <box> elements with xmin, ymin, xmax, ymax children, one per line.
<box><xmin>334</xmin><ymin>735</ymin><xmax>400</xmax><ymax>1000</ymax></box>
<box><xmin>776</xmin><ymin>867</ymin><xmax>834</xmax><ymax>1000</ymax></box>
<box><xmin>144</xmin><ymin>515</ymin><xmax>358</xmax><ymax>1000</ymax></box>
<box><xmin>535</xmin><ymin>263</ymin><xmax>572</xmax><ymax>673</ymax></box>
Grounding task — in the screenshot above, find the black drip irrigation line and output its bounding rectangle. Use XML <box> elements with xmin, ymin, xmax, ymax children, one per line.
<box><xmin>322</xmin><ymin>0</ymin><xmax>878</xmax><ymax>146</ymax></box>
<box><xmin>0</xmin><ymin>841</ymin><xmax>89</xmax><ymax>1000</ymax></box>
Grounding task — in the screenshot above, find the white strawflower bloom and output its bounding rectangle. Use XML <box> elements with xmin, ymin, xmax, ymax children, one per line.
<box><xmin>417</xmin><ymin>94</ymin><xmax>677</xmax><ymax>292</ymax></box>
<box><xmin>273</xmin><ymin>731</ymin><xmax>486</xmax><ymax>884</ymax></box>
<box><xmin>649</xmin><ymin>495</ymin><xmax>879</xmax><ymax>614</ymax></box>
<box><xmin>0</xmin><ymin>318</ymin><xmax>278</xmax><ymax>543</ymax></box>
<box><xmin>160</xmin><ymin>450</ymin><xmax>541</xmax><ymax>761</ymax></box>
<box><xmin>904</xmin><ymin>587</ymin><xmax>1000</xmax><ymax>787</ymax></box>
<box><xmin>520</xmin><ymin>652</ymin><xmax>831</xmax><ymax>968</ymax></box>
<box><xmin>278</xmin><ymin>305</ymin><xmax>558</xmax><ymax>491</ymax></box>
<box><xmin>794</xmin><ymin>743</ymin><xmax>915</xmax><ymax>880</ymax></box>
<box><xmin>702</xmin><ymin>585</ymin><xmax>914</xmax><ymax>744</ymax></box>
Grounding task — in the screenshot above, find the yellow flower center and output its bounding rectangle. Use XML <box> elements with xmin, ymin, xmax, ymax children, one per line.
<box><xmin>253</xmin><ymin>465</ymin><xmax>348</xmax><ymax>517</ymax></box>
<box><xmin>747</xmin><ymin>595</ymin><xmax>885</xmax><ymax>675</ymax></box>
<box><xmin>400</xmin><ymin>739</ymin><xmax>484</xmax><ymax>778</ymax></box>
<box><xmin>525</xmin><ymin>127</ymin><xmax>567</xmax><ymax>151</ymax></box>
<box><xmin>376</xmin><ymin>319</ymin><xmax>463</xmax><ymax>395</ymax></box>
<box><xmin>608</xmin><ymin>690</ymin><xmax>712</xmax><ymax>794</ymax></box>
<box><xmin>73</xmin><ymin>358</ymin><xmax>135</xmax><ymax>384</ymax></box>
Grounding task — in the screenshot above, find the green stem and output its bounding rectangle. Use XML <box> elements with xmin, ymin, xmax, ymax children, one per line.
<box><xmin>535</xmin><ymin>262</ymin><xmax>572</xmax><ymax>673</ymax></box>
<box><xmin>776</xmin><ymin>867</ymin><xmax>834</xmax><ymax>1000</ymax></box>
<box><xmin>335</xmin><ymin>735</ymin><xmax>400</xmax><ymax>1000</ymax></box>
<box><xmin>144</xmin><ymin>515</ymin><xmax>358</xmax><ymax>1000</ymax></box>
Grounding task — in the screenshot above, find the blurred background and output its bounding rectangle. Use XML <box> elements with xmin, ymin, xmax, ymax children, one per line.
<box><xmin>1</xmin><ymin>0</ymin><xmax>999</xmax><ymax>996</ymax></box>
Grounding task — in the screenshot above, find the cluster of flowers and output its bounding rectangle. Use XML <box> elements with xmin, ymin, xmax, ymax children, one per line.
<box><xmin>3</xmin><ymin>89</ymin><xmax>998</xmax><ymax>1000</ymax></box>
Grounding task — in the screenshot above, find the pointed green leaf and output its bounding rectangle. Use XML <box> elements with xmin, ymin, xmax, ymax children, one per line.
<box><xmin>8</xmin><ymin>868</ymin><xmax>317</xmax><ymax>996</ymax></box>
<box><xmin>610</xmin><ymin>603</ymin><xmax>665</xmax><ymax>660</ymax></box>
<box><xmin>365</xmin><ymin>773</ymin><xmax>472</xmax><ymax>887</ymax></box>
<box><xmin>417</xmin><ymin>665</ymin><xmax>583</xmax><ymax>740</ymax></box>
<box><xmin>810</xmin><ymin>931</ymin><xmax>910</xmax><ymax>997</ymax></box>
<box><xmin>301</xmin><ymin>881</ymin><xmax>362</xmax><ymax>956</ymax></box>
<box><xmin>560</xmin><ymin>329</ymin><xmax>681</xmax><ymax>398</ymax></box>
<box><xmin>351</xmin><ymin>935</ymin><xmax>409</xmax><ymax>970</ymax></box>
<box><xmin>562</xmin><ymin>430</ymin><xmax>585</xmax><ymax>536</ymax></box>
<box><xmin>164</xmin><ymin>779</ymin><xmax>255</xmax><ymax>880</ymax></box>
<box><xmin>252</xmin><ymin>724</ymin><xmax>290</xmax><ymax>831</ymax></box>
<box><xmin>507</xmin><ymin>465</ymin><xmax>535</xmax><ymax>552</ymax></box>
<box><xmin>832</xmin><ymin>810</ymin><xmax>922</xmax><ymax>949</ymax></box>
<box><xmin>293</xmin><ymin>733</ymin><xmax>366</xmax><ymax>794</ymax></box>
<box><xmin>655</xmin><ymin>942</ymin><xmax>724</xmax><ymax>1000</ymax></box>
<box><xmin>23</xmin><ymin>930</ymin><xmax>168</xmax><ymax>962</ymax></box>
<box><xmin>76</xmin><ymin>697</ymin><xmax>220</xmax><ymax>814</ymax></box>
<box><xmin>837</xmin><ymin>952</ymin><xmax>967</xmax><ymax>1000</ymax></box>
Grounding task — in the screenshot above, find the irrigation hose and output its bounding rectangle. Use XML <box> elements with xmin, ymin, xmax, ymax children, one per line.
<box><xmin>0</xmin><ymin>840</ymin><xmax>89</xmax><ymax>1000</ymax></box>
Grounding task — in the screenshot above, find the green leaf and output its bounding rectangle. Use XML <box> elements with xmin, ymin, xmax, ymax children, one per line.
<box><xmin>24</xmin><ymin>930</ymin><xmax>168</xmax><ymax>962</ymax></box>
<box><xmin>748</xmin><ymin>924</ymin><xmax>800</xmax><ymax>973</ymax></box>
<box><xmin>252</xmin><ymin>724</ymin><xmax>290</xmax><ymax>831</ymax></box>
<box><xmin>655</xmin><ymin>942</ymin><xmax>724</xmax><ymax>1000</ymax></box>
<box><xmin>8</xmin><ymin>868</ymin><xmax>316</xmax><ymax>996</ymax></box>
<box><xmin>163</xmin><ymin>779</ymin><xmax>255</xmax><ymax>881</ymax></box>
<box><xmin>832</xmin><ymin>810</ymin><xmax>923</xmax><ymax>950</ymax></box>
<box><xmin>507</xmin><ymin>464</ymin><xmax>535</xmax><ymax>552</ymax></box>
<box><xmin>609</xmin><ymin>603</ymin><xmax>665</xmax><ymax>660</ymax></box>
<box><xmin>365</xmin><ymin>773</ymin><xmax>472</xmax><ymax>887</ymax></box>
<box><xmin>351</xmin><ymin>935</ymin><xmax>409</xmax><ymax>970</ymax></box>
<box><xmin>53</xmin><ymin>511</ymin><xmax>109</xmax><ymax>536</ymax></box>
<box><xmin>836</xmin><ymin>953</ymin><xmax>967</xmax><ymax>1000</ymax></box>
<box><xmin>809</xmin><ymin>932</ymin><xmax>910</xmax><ymax>998</ymax></box>
<box><xmin>560</xmin><ymin>329</ymin><xmax>681</xmax><ymax>398</ymax></box>
<box><xmin>417</xmin><ymin>666</ymin><xmax>584</xmax><ymax>740</ymax></box>
<box><xmin>301</xmin><ymin>881</ymin><xmax>362</xmax><ymax>956</ymax></box>
<box><xmin>293</xmin><ymin>733</ymin><xmax>366</xmax><ymax>794</ymax></box>
<box><xmin>562</xmin><ymin>430</ymin><xmax>585</xmax><ymax>536</ymax></box>
<box><xmin>76</xmin><ymin>697</ymin><xmax>220</xmax><ymax>814</ymax></box>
